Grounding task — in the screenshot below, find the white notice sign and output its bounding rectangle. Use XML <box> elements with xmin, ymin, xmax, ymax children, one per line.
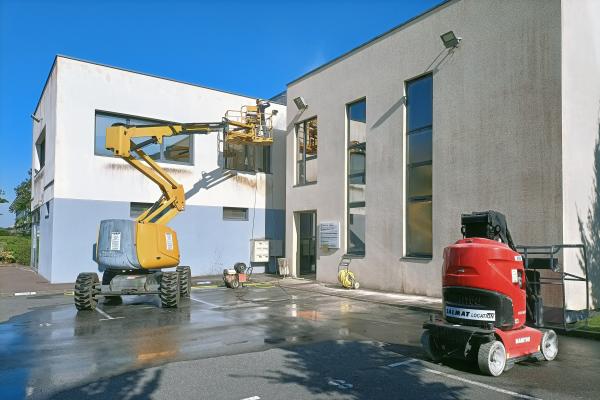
<box><xmin>319</xmin><ymin>221</ymin><xmax>340</xmax><ymax>249</ymax></box>
<box><xmin>165</xmin><ymin>233</ymin><xmax>174</xmax><ymax>251</ymax></box>
<box><xmin>110</xmin><ymin>232</ymin><xmax>121</xmax><ymax>251</ymax></box>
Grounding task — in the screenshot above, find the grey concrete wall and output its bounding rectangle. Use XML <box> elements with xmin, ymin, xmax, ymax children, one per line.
<box><xmin>285</xmin><ymin>0</ymin><xmax>563</xmax><ymax>297</ymax></box>
<box><xmin>561</xmin><ymin>0</ymin><xmax>600</xmax><ymax>309</ymax></box>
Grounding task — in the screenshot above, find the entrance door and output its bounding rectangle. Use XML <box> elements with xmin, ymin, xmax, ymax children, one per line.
<box><xmin>297</xmin><ymin>211</ymin><xmax>316</xmax><ymax>276</ymax></box>
<box><xmin>31</xmin><ymin>223</ymin><xmax>40</xmax><ymax>271</ymax></box>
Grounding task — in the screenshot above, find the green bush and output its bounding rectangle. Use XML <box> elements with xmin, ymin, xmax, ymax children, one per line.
<box><xmin>0</xmin><ymin>228</ymin><xmax>11</xmax><ymax>236</ymax></box>
<box><xmin>0</xmin><ymin>235</ymin><xmax>31</xmax><ymax>265</ymax></box>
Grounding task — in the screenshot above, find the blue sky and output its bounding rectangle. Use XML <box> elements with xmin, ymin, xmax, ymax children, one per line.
<box><xmin>0</xmin><ymin>0</ymin><xmax>442</xmax><ymax>227</ymax></box>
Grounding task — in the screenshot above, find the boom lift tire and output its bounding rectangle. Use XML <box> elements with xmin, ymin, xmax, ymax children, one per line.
<box><xmin>478</xmin><ymin>340</ymin><xmax>507</xmax><ymax>377</ymax></box>
<box><xmin>177</xmin><ymin>266</ymin><xmax>191</xmax><ymax>298</ymax></box>
<box><xmin>101</xmin><ymin>269</ymin><xmax>122</xmax><ymax>304</ymax></box>
<box><xmin>420</xmin><ymin>330</ymin><xmax>442</xmax><ymax>363</ymax></box>
<box><xmin>160</xmin><ymin>271</ymin><xmax>180</xmax><ymax>308</ymax></box>
<box><xmin>75</xmin><ymin>272</ymin><xmax>99</xmax><ymax>311</ymax></box>
<box><xmin>541</xmin><ymin>329</ymin><xmax>558</xmax><ymax>361</ymax></box>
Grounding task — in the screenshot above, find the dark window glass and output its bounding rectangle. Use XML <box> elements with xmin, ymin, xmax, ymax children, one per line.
<box><xmin>296</xmin><ymin>117</ymin><xmax>317</xmax><ymax>184</ymax></box>
<box><xmin>406</xmin><ymin>76</ymin><xmax>433</xmax><ymax>131</ymax></box>
<box><xmin>223</xmin><ymin>207</ymin><xmax>248</xmax><ymax>221</ymax></box>
<box><xmin>36</xmin><ymin>128</ymin><xmax>46</xmax><ymax>169</ymax></box>
<box><xmin>94</xmin><ymin>111</ymin><xmax>192</xmax><ymax>164</ymax></box>
<box><xmin>130</xmin><ymin>202</ymin><xmax>153</xmax><ymax>218</ymax></box>
<box><xmin>347</xmin><ymin>99</ymin><xmax>366</xmax><ymax>256</ymax></box>
<box><xmin>406</xmin><ymin>75</ymin><xmax>433</xmax><ymax>257</ymax></box>
<box><xmin>224</xmin><ymin>143</ymin><xmax>270</xmax><ymax>173</ymax></box>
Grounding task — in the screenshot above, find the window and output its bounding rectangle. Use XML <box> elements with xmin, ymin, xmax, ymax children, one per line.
<box><xmin>224</xmin><ymin>143</ymin><xmax>271</xmax><ymax>173</ymax></box>
<box><xmin>95</xmin><ymin>111</ymin><xmax>192</xmax><ymax>164</ymax></box>
<box><xmin>223</xmin><ymin>207</ymin><xmax>248</xmax><ymax>221</ymax></box>
<box><xmin>130</xmin><ymin>202</ymin><xmax>153</xmax><ymax>218</ymax></box>
<box><xmin>405</xmin><ymin>74</ymin><xmax>433</xmax><ymax>257</ymax></box>
<box><xmin>347</xmin><ymin>99</ymin><xmax>366</xmax><ymax>256</ymax></box>
<box><xmin>295</xmin><ymin>117</ymin><xmax>318</xmax><ymax>185</ymax></box>
<box><xmin>36</xmin><ymin>128</ymin><xmax>46</xmax><ymax>170</ymax></box>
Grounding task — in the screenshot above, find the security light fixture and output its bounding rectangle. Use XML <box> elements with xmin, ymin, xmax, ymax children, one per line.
<box><xmin>30</xmin><ymin>114</ymin><xmax>41</xmax><ymax>123</ymax></box>
<box><xmin>293</xmin><ymin>96</ymin><xmax>308</xmax><ymax>111</ymax></box>
<box><xmin>440</xmin><ymin>31</ymin><xmax>461</xmax><ymax>49</ymax></box>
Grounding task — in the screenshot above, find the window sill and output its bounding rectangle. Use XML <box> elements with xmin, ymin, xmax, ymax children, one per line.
<box><xmin>344</xmin><ymin>253</ymin><xmax>365</xmax><ymax>259</ymax></box>
<box><xmin>293</xmin><ymin>181</ymin><xmax>317</xmax><ymax>188</ymax></box>
<box><xmin>400</xmin><ymin>256</ymin><xmax>432</xmax><ymax>262</ymax></box>
<box><xmin>94</xmin><ymin>153</ymin><xmax>195</xmax><ymax>167</ymax></box>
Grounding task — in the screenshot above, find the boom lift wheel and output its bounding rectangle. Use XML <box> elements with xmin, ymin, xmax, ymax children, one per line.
<box><xmin>176</xmin><ymin>266</ymin><xmax>191</xmax><ymax>298</ymax></box>
<box><xmin>74</xmin><ymin>272</ymin><xmax>99</xmax><ymax>311</ymax></box>
<box><xmin>478</xmin><ymin>340</ymin><xmax>507</xmax><ymax>376</ymax></box>
<box><xmin>541</xmin><ymin>329</ymin><xmax>558</xmax><ymax>361</ymax></box>
<box><xmin>160</xmin><ymin>271</ymin><xmax>180</xmax><ymax>308</ymax></box>
<box><xmin>420</xmin><ymin>330</ymin><xmax>442</xmax><ymax>363</ymax></box>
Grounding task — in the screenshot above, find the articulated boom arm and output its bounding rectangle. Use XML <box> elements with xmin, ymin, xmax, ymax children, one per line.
<box><xmin>105</xmin><ymin>100</ymin><xmax>274</xmax><ymax>226</ymax></box>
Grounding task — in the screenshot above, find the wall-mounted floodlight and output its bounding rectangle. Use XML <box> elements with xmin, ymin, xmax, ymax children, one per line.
<box><xmin>293</xmin><ymin>96</ymin><xmax>308</xmax><ymax>111</ymax></box>
<box><xmin>30</xmin><ymin>114</ymin><xmax>41</xmax><ymax>123</ymax></box>
<box><xmin>440</xmin><ymin>31</ymin><xmax>461</xmax><ymax>49</ymax></box>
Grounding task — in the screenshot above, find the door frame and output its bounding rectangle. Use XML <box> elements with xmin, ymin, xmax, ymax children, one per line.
<box><xmin>294</xmin><ymin>210</ymin><xmax>317</xmax><ymax>277</ymax></box>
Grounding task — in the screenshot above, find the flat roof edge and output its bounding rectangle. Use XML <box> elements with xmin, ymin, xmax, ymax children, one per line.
<box><xmin>286</xmin><ymin>0</ymin><xmax>456</xmax><ymax>87</ymax></box>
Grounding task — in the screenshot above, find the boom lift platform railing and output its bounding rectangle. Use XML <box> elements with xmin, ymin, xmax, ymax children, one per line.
<box><xmin>516</xmin><ymin>244</ymin><xmax>591</xmax><ymax>331</ymax></box>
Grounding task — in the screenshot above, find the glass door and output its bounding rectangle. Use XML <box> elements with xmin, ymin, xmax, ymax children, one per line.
<box><xmin>297</xmin><ymin>211</ymin><xmax>316</xmax><ymax>276</ymax></box>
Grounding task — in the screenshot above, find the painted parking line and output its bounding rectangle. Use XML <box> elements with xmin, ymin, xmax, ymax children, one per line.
<box><xmin>190</xmin><ymin>297</ymin><xmax>220</xmax><ymax>308</ymax></box>
<box><xmin>240</xmin><ymin>396</ymin><xmax>260</xmax><ymax>400</ymax></box>
<box><xmin>387</xmin><ymin>357</ymin><xmax>541</xmax><ymax>400</ymax></box>
<box><xmin>14</xmin><ymin>292</ymin><xmax>37</xmax><ymax>296</ymax></box>
<box><xmin>95</xmin><ymin>307</ymin><xmax>124</xmax><ymax>321</ymax></box>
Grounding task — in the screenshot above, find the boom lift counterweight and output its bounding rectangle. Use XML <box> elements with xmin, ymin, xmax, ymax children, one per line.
<box><xmin>74</xmin><ymin>100</ymin><xmax>275</xmax><ymax>310</ymax></box>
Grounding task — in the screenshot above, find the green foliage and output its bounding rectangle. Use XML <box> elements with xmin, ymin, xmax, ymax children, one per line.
<box><xmin>9</xmin><ymin>170</ymin><xmax>32</xmax><ymax>234</ymax></box>
<box><xmin>0</xmin><ymin>235</ymin><xmax>31</xmax><ymax>265</ymax></box>
<box><xmin>0</xmin><ymin>228</ymin><xmax>11</xmax><ymax>236</ymax></box>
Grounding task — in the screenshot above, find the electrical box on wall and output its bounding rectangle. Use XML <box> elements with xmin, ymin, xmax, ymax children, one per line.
<box><xmin>319</xmin><ymin>221</ymin><xmax>340</xmax><ymax>249</ymax></box>
<box><xmin>250</xmin><ymin>239</ymin><xmax>270</xmax><ymax>262</ymax></box>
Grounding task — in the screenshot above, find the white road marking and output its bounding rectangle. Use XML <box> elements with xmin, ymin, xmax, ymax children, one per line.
<box><xmin>240</xmin><ymin>396</ymin><xmax>260</xmax><ymax>400</ymax></box>
<box><xmin>388</xmin><ymin>359</ymin><xmax>417</xmax><ymax>367</ymax></box>
<box><xmin>190</xmin><ymin>297</ymin><xmax>219</xmax><ymax>308</ymax></box>
<box><xmin>14</xmin><ymin>291</ymin><xmax>36</xmax><ymax>296</ymax></box>
<box><xmin>388</xmin><ymin>357</ymin><xmax>542</xmax><ymax>400</ymax></box>
<box><xmin>95</xmin><ymin>307</ymin><xmax>123</xmax><ymax>321</ymax></box>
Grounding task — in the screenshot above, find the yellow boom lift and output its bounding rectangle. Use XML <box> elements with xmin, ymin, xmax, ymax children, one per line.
<box><xmin>74</xmin><ymin>100</ymin><xmax>274</xmax><ymax>310</ymax></box>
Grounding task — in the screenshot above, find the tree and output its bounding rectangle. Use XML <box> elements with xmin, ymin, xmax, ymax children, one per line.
<box><xmin>9</xmin><ymin>170</ymin><xmax>32</xmax><ymax>234</ymax></box>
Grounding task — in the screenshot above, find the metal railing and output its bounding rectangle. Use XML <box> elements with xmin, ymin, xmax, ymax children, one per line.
<box><xmin>516</xmin><ymin>244</ymin><xmax>590</xmax><ymax>331</ymax></box>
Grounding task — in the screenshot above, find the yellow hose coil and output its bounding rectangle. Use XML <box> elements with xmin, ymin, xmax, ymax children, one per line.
<box><xmin>338</xmin><ymin>269</ymin><xmax>359</xmax><ymax>289</ymax></box>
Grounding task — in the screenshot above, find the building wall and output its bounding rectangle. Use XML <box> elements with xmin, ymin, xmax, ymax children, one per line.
<box><xmin>560</xmin><ymin>0</ymin><xmax>600</xmax><ymax>309</ymax></box>
<box><xmin>285</xmin><ymin>0</ymin><xmax>563</xmax><ymax>296</ymax></box>
<box><xmin>33</xmin><ymin>56</ymin><xmax>286</xmax><ymax>283</ymax></box>
<box><xmin>31</xmin><ymin>63</ymin><xmax>58</xmax><ymax>280</ymax></box>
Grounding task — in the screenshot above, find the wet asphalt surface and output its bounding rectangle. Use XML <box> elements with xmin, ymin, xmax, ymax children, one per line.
<box><xmin>1</xmin><ymin>282</ymin><xmax>599</xmax><ymax>400</ymax></box>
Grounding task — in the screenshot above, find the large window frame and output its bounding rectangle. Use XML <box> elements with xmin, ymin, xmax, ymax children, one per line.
<box><xmin>94</xmin><ymin>110</ymin><xmax>194</xmax><ymax>165</ymax></box>
<box><xmin>224</xmin><ymin>142</ymin><xmax>271</xmax><ymax>173</ymax></box>
<box><xmin>405</xmin><ymin>74</ymin><xmax>433</xmax><ymax>258</ymax></box>
<box><xmin>295</xmin><ymin>117</ymin><xmax>318</xmax><ymax>185</ymax></box>
<box><xmin>347</xmin><ymin>98</ymin><xmax>367</xmax><ymax>257</ymax></box>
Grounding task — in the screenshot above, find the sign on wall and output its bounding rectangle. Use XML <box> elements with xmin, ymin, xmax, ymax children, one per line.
<box><xmin>319</xmin><ymin>221</ymin><xmax>340</xmax><ymax>249</ymax></box>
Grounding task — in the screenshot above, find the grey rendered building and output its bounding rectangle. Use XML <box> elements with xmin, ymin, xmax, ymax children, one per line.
<box><xmin>284</xmin><ymin>0</ymin><xmax>600</xmax><ymax>310</ymax></box>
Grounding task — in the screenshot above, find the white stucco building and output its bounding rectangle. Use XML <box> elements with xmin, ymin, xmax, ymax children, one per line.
<box><xmin>31</xmin><ymin>56</ymin><xmax>286</xmax><ymax>283</ymax></box>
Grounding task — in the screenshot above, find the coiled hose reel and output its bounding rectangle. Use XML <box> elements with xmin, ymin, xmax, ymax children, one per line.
<box><xmin>338</xmin><ymin>268</ymin><xmax>360</xmax><ymax>289</ymax></box>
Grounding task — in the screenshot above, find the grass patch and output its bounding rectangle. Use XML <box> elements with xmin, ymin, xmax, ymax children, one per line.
<box><xmin>581</xmin><ymin>314</ymin><xmax>600</xmax><ymax>333</ymax></box>
<box><xmin>0</xmin><ymin>235</ymin><xmax>31</xmax><ymax>265</ymax></box>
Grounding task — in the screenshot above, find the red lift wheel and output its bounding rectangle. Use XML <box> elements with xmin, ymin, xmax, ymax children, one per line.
<box><xmin>478</xmin><ymin>340</ymin><xmax>507</xmax><ymax>377</ymax></box>
<box><xmin>541</xmin><ymin>330</ymin><xmax>558</xmax><ymax>361</ymax></box>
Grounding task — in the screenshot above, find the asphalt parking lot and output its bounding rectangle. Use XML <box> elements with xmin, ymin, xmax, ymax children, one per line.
<box><xmin>1</xmin><ymin>282</ymin><xmax>599</xmax><ymax>400</ymax></box>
